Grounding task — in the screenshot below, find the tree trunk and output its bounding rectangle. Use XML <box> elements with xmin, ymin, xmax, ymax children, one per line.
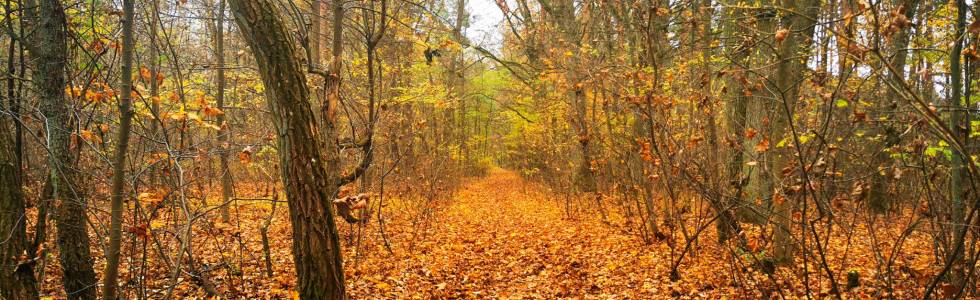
<box><xmin>0</xmin><ymin>100</ymin><xmax>38</xmax><ymax>300</ymax></box>
<box><xmin>868</xmin><ymin>0</ymin><xmax>921</xmax><ymax>212</ymax></box>
<box><xmin>228</xmin><ymin>0</ymin><xmax>346</xmax><ymax>298</ymax></box>
<box><xmin>148</xmin><ymin>0</ymin><xmax>161</xmax><ymax>140</ymax></box>
<box><xmin>214</xmin><ymin>0</ymin><xmax>234</xmax><ymax>223</ymax></box>
<box><xmin>311</xmin><ymin>0</ymin><xmax>321</xmax><ymax>66</ymax></box>
<box><xmin>102</xmin><ymin>0</ymin><xmax>137</xmax><ymax>297</ymax></box>
<box><xmin>539</xmin><ymin>0</ymin><xmax>598</xmax><ymax>194</ymax></box>
<box><xmin>945</xmin><ymin>0</ymin><xmax>968</xmax><ymax>287</ymax></box>
<box><xmin>769</xmin><ymin>0</ymin><xmax>820</xmax><ymax>263</ymax></box>
<box><xmin>24</xmin><ymin>0</ymin><xmax>98</xmax><ymax>298</ymax></box>
<box><xmin>321</xmin><ymin>0</ymin><xmax>344</xmax><ymax>181</ymax></box>
<box><xmin>700</xmin><ymin>0</ymin><xmax>741</xmax><ymax>243</ymax></box>
<box><xmin>453</xmin><ymin>0</ymin><xmax>468</xmax><ymax>170</ymax></box>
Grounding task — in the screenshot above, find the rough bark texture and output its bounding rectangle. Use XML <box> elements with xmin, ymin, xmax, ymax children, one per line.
<box><xmin>228</xmin><ymin>0</ymin><xmax>347</xmax><ymax>298</ymax></box>
<box><xmin>0</xmin><ymin>108</ymin><xmax>38</xmax><ymax>300</ymax></box>
<box><xmin>24</xmin><ymin>0</ymin><xmax>98</xmax><ymax>298</ymax></box>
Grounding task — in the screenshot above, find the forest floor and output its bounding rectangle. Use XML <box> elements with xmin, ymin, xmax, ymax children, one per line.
<box><xmin>343</xmin><ymin>169</ymin><xmax>713</xmax><ymax>299</ymax></box>
<box><xmin>36</xmin><ymin>169</ymin><xmax>941</xmax><ymax>299</ymax></box>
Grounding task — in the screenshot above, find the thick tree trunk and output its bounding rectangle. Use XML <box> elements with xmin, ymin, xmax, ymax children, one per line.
<box><xmin>722</xmin><ymin>1</ymin><xmax>752</xmax><ymax>229</ymax></box>
<box><xmin>0</xmin><ymin>106</ymin><xmax>38</xmax><ymax>300</ymax></box>
<box><xmin>228</xmin><ymin>0</ymin><xmax>346</xmax><ymax>298</ymax></box>
<box><xmin>24</xmin><ymin>1</ymin><xmax>98</xmax><ymax>298</ymax></box>
<box><xmin>744</xmin><ymin>0</ymin><xmax>778</xmax><ymax>218</ymax></box>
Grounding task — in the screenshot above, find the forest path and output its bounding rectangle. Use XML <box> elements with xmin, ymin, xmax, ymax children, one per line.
<box><xmin>347</xmin><ymin>169</ymin><xmax>727</xmax><ymax>298</ymax></box>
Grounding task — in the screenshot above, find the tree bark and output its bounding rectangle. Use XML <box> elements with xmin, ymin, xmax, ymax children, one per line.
<box><xmin>228</xmin><ymin>0</ymin><xmax>347</xmax><ymax>298</ymax></box>
<box><xmin>0</xmin><ymin>96</ymin><xmax>38</xmax><ymax>300</ymax></box>
<box><xmin>24</xmin><ymin>0</ymin><xmax>98</xmax><ymax>298</ymax></box>
<box><xmin>868</xmin><ymin>0</ymin><xmax>921</xmax><ymax>212</ymax></box>
<box><xmin>454</xmin><ymin>0</ymin><xmax>469</xmax><ymax>169</ymax></box>
<box><xmin>722</xmin><ymin>0</ymin><xmax>753</xmax><ymax>233</ymax></box>
<box><xmin>214</xmin><ymin>0</ymin><xmax>234</xmax><ymax>223</ymax></box>
<box><xmin>769</xmin><ymin>0</ymin><xmax>820</xmax><ymax>263</ymax></box>
<box><xmin>945</xmin><ymin>0</ymin><xmax>968</xmax><ymax>287</ymax></box>
<box><xmin>102</xmin><ymin>0</ymin><xmax>137</xmax><ymax>297</ymax></box>
<box><xmin>700</xmin><ymin>0</ymin><xmax>741</xmax><ymax>243</ymax></box>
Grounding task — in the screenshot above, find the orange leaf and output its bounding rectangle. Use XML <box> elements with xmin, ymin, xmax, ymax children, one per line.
<box><xmin>140</xmin><ymin>66</ymin><xmax>152</xmax><ymax>81</ymax></box>
<box><xmin>80</xmin><ymin>130</ymin><xmax>101</xmax><ymax>144</ymax></box>
<box><xmin>202</xmin><ymin>106</ymin><xmax>224</xmax><ymax>117</ymax></box>
<box><xmin>239</xmin><ymin>147</ymin><xmax>253</xmax><ymax>165</ymax></box>
<box><xmin>754</xmin><ymin>138</ymin><xmax>770</xmax><ymax>153</ymax></box>
<box><xmin>775</xmin><ymin>28</ymin><xmax>789</xmax><ymax>43</ymax></box>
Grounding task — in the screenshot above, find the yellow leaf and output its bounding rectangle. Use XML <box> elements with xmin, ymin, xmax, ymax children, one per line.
<box><xmin>202</xmin><ymin>122</ymin><xmax>221</xmax><ymax>131</ymax></box>
<box><xmin>150</xmin><ymin>219</ymin><xmax>166</xmax><ymax>229</ymax></box>
<box><xmin>137</xmin><ymin>192</ymin><xmax>155</xmax><ymax>201</ymax></box>
<box><xmin>169</xmin><ymin>110</ymin><xmax>187</xmax><ymax>121</ymax></box>
<box><xmin>193</xmin><ymin>92</ymin><xmax>207</xmax><ymax>107</ymax></box>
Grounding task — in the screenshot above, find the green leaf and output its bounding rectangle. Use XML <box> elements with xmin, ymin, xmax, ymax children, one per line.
<box><xmin>835</xmin><ymin>99</ymin><xmax>849</xmax><ymax>108</ymax></box>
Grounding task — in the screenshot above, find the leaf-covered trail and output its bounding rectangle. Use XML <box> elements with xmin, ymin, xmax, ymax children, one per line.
<box><xmin>347</xmin><ymin>169</ymin><xmax>732</xmax><ymax>299</ymax></box>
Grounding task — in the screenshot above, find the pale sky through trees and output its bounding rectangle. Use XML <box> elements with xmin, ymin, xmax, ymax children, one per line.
<box><xmin>465</xmin><ymin>0</ymin><xmax>505</xmax><ymax>51</ymax></box>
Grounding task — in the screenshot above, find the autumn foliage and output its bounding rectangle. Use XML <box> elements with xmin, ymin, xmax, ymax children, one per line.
<box><xmin>2</xmin><ymin>0</ymin><xmax>980</xmax><ymax>299</ymax></box>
